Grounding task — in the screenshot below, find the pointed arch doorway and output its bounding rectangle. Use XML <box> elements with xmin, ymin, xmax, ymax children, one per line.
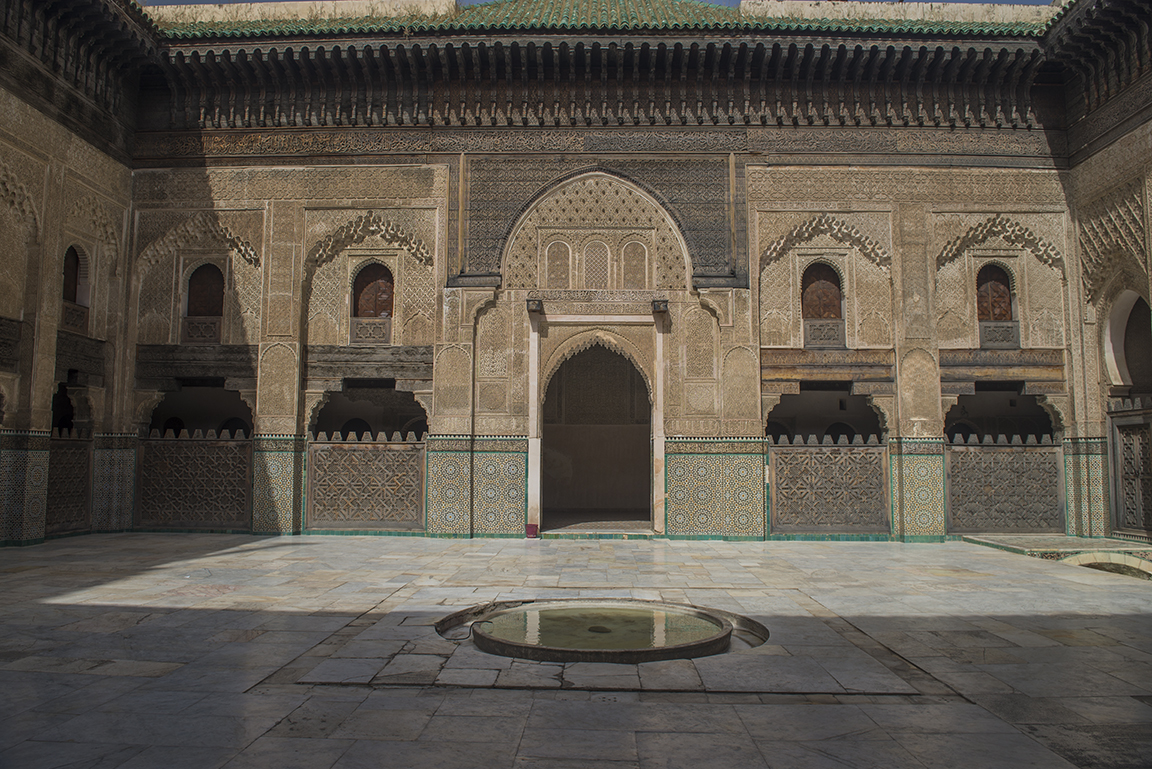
<box><xmin>541</xmin><ymin>345</ymin><xmax>652</xmax><ymax>532</ymax></box>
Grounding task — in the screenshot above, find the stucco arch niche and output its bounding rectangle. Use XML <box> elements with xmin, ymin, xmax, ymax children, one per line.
<box><xmin>1103</xmin><ymin>286</ymin><xmax>1152</xmax><ymax>393</ymax></box>
<box><xmin>501</xmin><ymin>171</ymin><xmax>693</xmax><ymax>291</ymax></box>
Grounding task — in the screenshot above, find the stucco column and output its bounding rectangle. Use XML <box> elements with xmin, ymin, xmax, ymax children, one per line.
<box><xmin>527</xmin><ymin>309</ymin><xmax>541</xmax><ymax>534</ymax></box>
<box><xmin>652</xmin><ymin>309</ymin><xmax>666</xmax><ymax>535</ymax></box>
<box><xmin>891</xmin><ymin>203</ymin><xmax>947</xmax><ymax>541</ymax></box>
<box><xmin>252</xmin><ymin>201</ymin><xmax>305</xmax><ymax>534</ymax></box>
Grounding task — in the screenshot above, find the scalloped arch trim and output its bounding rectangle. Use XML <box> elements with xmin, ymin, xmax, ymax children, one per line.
<box><xmin>541</xmin><ymin>330</ymin><xmax>653</xmax><ymax>401</ymax></box>
<box><xmin>68</xmin><ymin>195</ymin><xmax>120</xmax><ymax>250</ymax></box>
<box><xmin>762</xmin><ymin>214</ymin><xmax>889</xmax><ymax>270</ymax></box>
<box><xmin>936</xmin><ymin>214</ymin><xmax>1063</xmax><ymax>273</ymax></box>
<box><xmin>138</xmin><ymin>211</ymin><xmax>259</xmax><ymax>268</ymax></box>
<box><xmin>307</xmin><ymin>212</ymin><xmax>430</xmax><ymax>271</ymax></box>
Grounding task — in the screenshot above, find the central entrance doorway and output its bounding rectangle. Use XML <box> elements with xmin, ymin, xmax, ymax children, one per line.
<box><xmin>541</xmin><ymin>345</ymin><xmax>651</xmax><ymax>532</ymax></box>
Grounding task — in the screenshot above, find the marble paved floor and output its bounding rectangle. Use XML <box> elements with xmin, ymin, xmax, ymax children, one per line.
<box><xmin>1</xmin><ymin>533</ymin><xmax>1150</xmax><ymax>768</ymax></box>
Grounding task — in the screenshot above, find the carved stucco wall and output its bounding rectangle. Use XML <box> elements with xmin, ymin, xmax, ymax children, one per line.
<box><xmin>467</xmin><ymin>170</ymin><xmax>765</xmax><ymax>439</ymax></box>
<box><xmin>756</xmin><ymin>212</ymin><xmax>894</xmax><ymax>349</ymax></box>
<box><xmin>933</xmin><ymin>213</ymin><xmax>1068</xmax><ymax>350</ymax></box>
<box><xmin>305</xmin><ymin>208</ymin><xmax>437</xmax><ymax>347</ymax></box>
<box><xmin>134</xmin><ymin>210</ymin><xmax>264</xmax><ymax>346</ymax></box>
<box><xmin>1069</xmin><ymin>117</ymin><xmax>1152</xmax><ymax>438</ymax></box>
<box><xmin>0</xmin><ymin>83</ymin><xmax>131</xmax><ymax>432</ymax></box>
<box><xmin>132</xmin><ymin>165</ymin><xmax>447</xmax><ymax>435</ymax></box>
<box><xmin>503</xmin><ymin>173</ymin><xmax>690</xmax><ymax>291</ymax></box>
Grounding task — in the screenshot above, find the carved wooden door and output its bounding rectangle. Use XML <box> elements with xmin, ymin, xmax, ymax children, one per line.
<box><xmin>1118</xmin><ymin>423</ymin><xmax>1151</xmax><ymax>532</ymax></box>
<box><xmin>354</xmin><ymin>264</ymin><xmax>394</xmax><ymax>318</ymax></box>
<box><xmin>976</xmin><ymin>266</ymin><xmax>1013</xmax><ymax>321</ymax></box>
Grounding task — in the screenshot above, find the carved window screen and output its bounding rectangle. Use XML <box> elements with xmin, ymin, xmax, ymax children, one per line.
<box><xmin>801</xmin><ymin>263</ymin><xmax>842</xmax><ymax>319</ymax></box>
<box><xmin>353</xmin><ymin>263</ymin><xmax>394</xmax><ymax>318</ymax></box>
<box><xmin>584</xmin><ymin>241</ymin><xmax>610</xmax><ymax>289</ymax></box>
<box><xmin>976</xmin><ymin>265</ymin><xmax>1013</xmax><ymax>321</ymax></box>
<box><xmin>188</xmin><ymin>264</ymin><xmax>225</xmax><ymax>317</ymax></box>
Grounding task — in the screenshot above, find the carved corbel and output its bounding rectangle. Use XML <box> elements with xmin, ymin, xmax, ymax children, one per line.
<box><xmin>698</xmin><ymin>288</ymin><xmax>734</xmax><ymax>327</ymax></box>
<box><xmin>867</xmin><ymin>394</ymin><xmax>896</xmax><ymax>436</ymax></box>
<box><xmin>237</xmin><ymin>390</ymin><xmax>258</xmax><ymax>421</ymax></box>
<box><xmin>940</xmin><ymin>395</ymin><xmax>960</xmax><ymax>422</ymax></box>
<box><xmin>1036</xmin><ymin>393</ymin><xmax>1071</xmax><ymax>438</ymax></box>
<box><xmin>761</xmin><ymin>394</ymin><xmax>782</xmax><ymax>425</ymax></box>
<box><xmin>134</xmin><ymin>390</ymin><xmax>166</xmax><ymax>434</ymax></box>
<box><xmin>303</xmin><ymin>390</ymin><xmax>332</xmax><ymax>435</ymax></box>
<box><xmin>0</xmin><ymin>372</ymin><xmax>17</xmax><ymax>428</ymax></box>
<box><xmin>410</xmin><ymin>391</ymin><xmax>434</xmax><ymax>433</ymax></box>
<box><xmin>461</xmin><ymin>287</ymin><xmax>499</xmax><ymax>329</ymax></box>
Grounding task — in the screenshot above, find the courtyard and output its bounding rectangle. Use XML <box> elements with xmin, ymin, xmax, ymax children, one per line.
<box><xmin>0</xmin><ymin>534</ymin><xmax>1149</xmax><ymax>768</ymax></box>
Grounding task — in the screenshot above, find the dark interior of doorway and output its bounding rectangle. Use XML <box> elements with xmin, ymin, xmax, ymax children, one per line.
<box><xmin>542</xmin><ymin>345</ymin><xmax>651</xmax><ymax>532</ymax></box>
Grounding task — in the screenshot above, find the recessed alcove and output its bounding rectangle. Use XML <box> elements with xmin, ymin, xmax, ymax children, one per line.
<box><xmin>148</xmin><ymin>386</ymin><xmax>252</xmax><ymax>437</ymax></box>
<box><xmin>944</xmin><ymin>383</ymin><xmax>1054</xmax><ymax>443</ymax></box>
<box><xmin>311</xmin><ymin>381</ymin><xmax>427</xmax><ymax>440</ymax></box>
<box><xmin>764</xmin><ymin>382</ymin><xmax>884</xmax><ymax>442</ymax></box>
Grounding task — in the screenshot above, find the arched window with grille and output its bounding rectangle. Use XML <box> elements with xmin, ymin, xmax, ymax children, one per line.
<box><xmin>976</xmin><ymin>264</ymin><xmax>1019</xmax><ymax>348</ymax></box>
<box><xmin>60</xmin><ymin>246</ymin><xmax>90</xmax><ymax>334</ymax></box>
<box><xmin>801</xmin><ymin>263</ymin><xmax>845</xmax><ymax>348</ymax></box>
<box><xmin>182</xmin><ymin>264</ymin><xmax>224</xmax><ymax>344</ymax></box>
<box><xmin>351</xmin><ymin>263</ymin><xmax>394</xmax><ymax>344</ymax></box>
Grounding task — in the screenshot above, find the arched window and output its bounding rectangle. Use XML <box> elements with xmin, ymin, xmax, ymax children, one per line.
<box><xmin>353</xmin><ymin>264</ymin><xmax>394</xmax><ymax>319</ymax></box>
<box><xmin>63</xmin><ymin>247</ymin><xmax>80</xmax><ymax>304</ymax></box>
<box><xmin>350</xmin><ymin>264</ymin><xmax>394</xmax><ymax>344</ymax></box>
<box><xmin>976</xmin><ymin>265</ymin><xmax>1013</xmax><ymax>322</ymax></box>
<box><xmin>60</xmin><ymin>246</ymin><xmax>90</xmax><ymax>334</ymax></box>
<box><xmin>801</xmin><ymin>263</ymin><xmax>845</xmax><ymax>348</ymax></box>
<box><xmin>182</xmin><ymin>264</ymin><xmax>224</xmax><ymax>344</ymax></box>
<box><xmin>187</xmin><ymin>264</ymin><xmax>225</xmax><ymax>317</ymax></box>
<box><xmin>583</xmin><ymin>241</ymin><xmax>609</xmax><ymax>289</ymax></box>
<box><xmin>801</xmin><ymin>263</ymin><xmax>842</xmax><ymax>319</ymax></box>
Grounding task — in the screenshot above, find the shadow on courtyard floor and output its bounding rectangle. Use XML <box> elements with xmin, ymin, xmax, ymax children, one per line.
<box><xmin>0</xmin><ymin>533</ymin><xmax>1150</xmax><ymax>768</ymax></box>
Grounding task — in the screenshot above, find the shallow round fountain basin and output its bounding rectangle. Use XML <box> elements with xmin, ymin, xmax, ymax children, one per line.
<box><xmin>440</xmin><ymin>599</ymin><xmax>746</xmax><ymax>663</ymax></box>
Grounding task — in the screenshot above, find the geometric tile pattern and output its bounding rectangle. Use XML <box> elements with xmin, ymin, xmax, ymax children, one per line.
<box><xmin>891</xmin><ymin>439</ymin><xmax>945</xmax><ymax>540</ymax></box>
<box><xmin>253</xmin><ymin>438</ymin><xmax>303</xmax><ymax>534</ymax></box>
<box><xmin>91</xmin><ymin>440</ymin><xmax>136</xmax><ymax>532</ymax></box>
<box><xmin>667</xmin><ymin>448</ymin><xmax>765</xmax><ymax>538</ymax></box>
<box><xmin>19</xmin><ymin>440</ymin><xmax>49</xmax><ymax>544</ymax></box>
<box><xmin>46</xmin><ymin>439</ymin><xmax>91</xmax><ymax>536</ymax></box>
<box><xmin>472</xmin><ymin>451</ymin><xmax>527</xmax><ymax>536</ymax></box>
<box><xmin>1064</xmin><ymin>438</ymin><xmax>1109</xmax><ymax>538</ymax></box>
<box><xmin>425</xmin><ymin>450</ymin><xmax>470</xmax><ymax>536</ymax></box>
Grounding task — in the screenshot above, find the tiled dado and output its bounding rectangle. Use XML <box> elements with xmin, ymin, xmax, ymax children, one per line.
<box><xmin>1</xmin><ymin>431</ymin><xmax>50</xmax><ymax>546</ymax></box>
<box><xmin>426</xmin><ymin>436</ymin><xmax>528</xmax><ymax>537</ymax></box>
<box><xmin>666</xmin><ymin>439</ymin><xmax>766</xmax><ymax>539</ymax></box>
<box><xmin>1064</xmin><ymin>438</ymin><xmax>1109</xmax><ymax>538</ymax></box>
<box><xmin>92</xmin><ymin>434</ymin><xmax>136</xmax><ymax>532</ymax></box>
<box><xmin>890</xmin><ymin>439</ymin><xmax>945</xmax><ymax>542</ymax></box>
<box><xmin>253</xmin><ymin>435</ymin><xmax>306</xmax><ymax>535</ymax></box>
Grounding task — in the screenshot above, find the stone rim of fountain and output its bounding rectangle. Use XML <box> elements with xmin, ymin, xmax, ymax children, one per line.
<box><xmin>436</xmin><ymin>598</ymin><xmax>769</xmax><ymax>664</ymax></box>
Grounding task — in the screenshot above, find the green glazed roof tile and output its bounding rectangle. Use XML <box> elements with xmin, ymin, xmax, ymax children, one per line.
<box><xmin>158</xmin><ymin>0</ymin><xmax>1047</xmax><ymax>40</ymax></box>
